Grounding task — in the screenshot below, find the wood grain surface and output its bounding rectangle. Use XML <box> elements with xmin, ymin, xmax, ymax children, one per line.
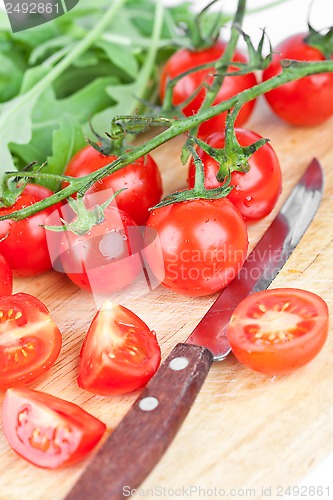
<box><xmin>1</xmin><ymin>97</ymin><xmax>333</xmax><ymax>500</ymax></box>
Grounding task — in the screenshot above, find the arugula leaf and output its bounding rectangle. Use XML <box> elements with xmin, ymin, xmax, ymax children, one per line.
<box><xmin>0</xmin><ymin>0</ymin><xmax>197</xmax><ymax>188</ymax></box>
<box><xmin>45</xmin><ymin>114</ymin><xmax>86</xmax><ymax>190</ymax></box>
<box><xmin>0</xmin><ymin>0</ymin><xmax>127</xmax><ymax>176</ymax></box>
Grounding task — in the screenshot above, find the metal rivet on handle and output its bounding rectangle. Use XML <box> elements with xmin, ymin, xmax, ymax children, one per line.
<box><xmin>139</xmin><ymin>397</ymin><xmax>159</xmax><ymax>412</ymax></box>
<box><xmin>169</xmin><ymin>357</ymin><xmax>189</xmax><ymax>371</ymax></box>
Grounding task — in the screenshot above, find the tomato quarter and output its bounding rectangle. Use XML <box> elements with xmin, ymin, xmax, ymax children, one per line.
<box><xmin>2</xmin><ymin>388</ymin><xmax>106</xmax><ymax>468</ymax></box>
<box><xmin>0</xmin><ymin>293</ymin><xmax>62</xmax><ymax>390</ymax></box>
<box><xmin>78</xmin><ymin>300</ymin><xmax>161</xmax><ymax>395</ymax></box>
<box><xmin>188</xmin><ymin>129</ymin><xmax>282</xmax><ymax>221</ymax></box>
<box><xmin>227</xmin><ymin>288</ymin><xmax>329</xmax><ymax>375</ymax></box>
<box><xmin>263</xmin><ymin>33</ymin><xmax>333</xmax><ymax>126</ymax></box>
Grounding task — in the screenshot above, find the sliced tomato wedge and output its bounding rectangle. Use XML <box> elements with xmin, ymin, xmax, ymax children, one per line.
<box><xmin>2</xmin><ymin>388</ymin><xmax>106</xmax><ymax>468</ymax></box>
<box><xmin>0</xmin><ymin>253</ymin><xmax>12</xmax><ymax>296</ymax></box>
<box><xmin>0</xmin><ymin>293</ymin><xmax>62</xmax><ymax>390</ymax></box>
<box><xmin>78</xmin><ymin>300</ymin><xmax>161</xmax><ymax>395</ymax></box>
<box><xmin>227</xmin><ymin>288</ymin><xmax>329</xmax><ymax>375</ymax></box>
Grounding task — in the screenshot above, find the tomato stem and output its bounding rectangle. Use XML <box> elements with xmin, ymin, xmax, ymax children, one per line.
<box><xmin>1</xmin><ymin>58</ymin><xmax>333</xmax><ymax>222</ymax></box>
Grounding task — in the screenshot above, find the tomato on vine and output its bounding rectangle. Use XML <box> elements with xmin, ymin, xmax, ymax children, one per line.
<box><xmin>58</xmin><ymin>205</ymin><xmax>143</xmax><ymax>295</ymax></box>
<box><xmin>145</xmin><ymin>196</ymin><xmax>248</xmax><ymax>297</ymax></box>
<box><xmin>64</xmin><ymin>146</ymin><xmax>163</xmax><ymax>226</ymax></box>
<box><xmin>188</xmin><ymin>129</ymin><xmax>282</xmax><ymax>222</ymax></box>
<box><xmin>160</xmin><ymin>40</ymin><xmax>257</xmax><ymax>136</ymax></box>
<box><xmin>0</xmin><ymin>184</ymin><xmax>62</xmax><ymax>277</ymax></box>
<box><xmin>263</xmin><ymin>32</ymin><xmax>333</xmax><ymax>126</ymax></box>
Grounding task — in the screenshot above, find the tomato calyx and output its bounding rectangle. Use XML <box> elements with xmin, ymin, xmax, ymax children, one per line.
<box><xmin>154</xmin><ymin>138</ymin><xmax>233</xmax><ymax>210</ymax></box>
<box><xmin>304</xmin><ymin>23</ymin><xmax>333</xmax><ymax>60</ymax></box>
<box><xmin>0</xmin><ymin>161</ymin><xmax>41</xmax><ymax>209</ymax></box>
<box><xmin>44</xmin><ymin>191</ymin><xmax>123</xmax><ymax>236</ymax></box>
<box><xmin>194</xmin><ymin>107</ymin><xmax>269</xmax><ymax>181</ymax></box>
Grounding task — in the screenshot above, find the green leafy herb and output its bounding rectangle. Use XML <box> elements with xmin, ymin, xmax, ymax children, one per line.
<box><xmin>0</xmin><ymin>0</ymin><xmax>197</xmax><ymax>186</ymax></box>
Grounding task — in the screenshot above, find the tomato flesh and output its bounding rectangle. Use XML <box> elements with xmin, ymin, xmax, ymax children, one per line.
<box><xmin>0</xmin><ymin>184</ymin><xmax>62</xmax><ymax>277</ymax></box>
<box><xmin>188</xmin><ymin>129</ymin><xmax>282</xmax><ymax>222</ymax></box>
<box><xmin>2</xmin><ymin>388</ymin><xmax>106</xmax><ymax>468</ymax></box>
<box><xmin>263</xmin><ymin>33</ymin><xmax>333</xmax><ymax>126</ymax></box>
<box><xmin>64</xmin><ymin>147</ymin><xmax>163</xmax><ymax>225</ymax></box>
<box><xmin>160</xmin><ymin>40</ymin><xmax>257</xmax><ymax>136</ymax></box>
<box><xmin>78</xmin><ymin>300</ymin><xmax>161</xmax><ymax>395</ymax></box>
<box><xmin>0</xmin><ymin>254</ymin><xmax>13</xmax><ymax>296</ymax></box>
<box><xmin>0</xmin><ymin>293</ymin><xmax>62</xmax><ymax>390</ymax></box>
<box><xmin>144</xmin><ymin>197</ymin><xmax>248</xmax><ymax>297</ymax></box>
<box><xmin>227</xmin><ymin>288</ymin><xmax>329</xmax><ymax>375</ymax></box>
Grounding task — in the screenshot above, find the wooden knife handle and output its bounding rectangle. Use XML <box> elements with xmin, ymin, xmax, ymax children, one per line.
<box><xmin>66</xmin><ymin>343</ymin><xmax>214</xmax><ymax>500</ymax></box>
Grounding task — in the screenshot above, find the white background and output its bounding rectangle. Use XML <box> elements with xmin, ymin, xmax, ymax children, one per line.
<box><xmin>0</xmin><ymin>0</ymin><xmax>333</xmax><ymax>496</ymax></box>
<box><xmin>0</xmin><ymin>0</ymin><xmax>332</xmax><ymax>44</ymax></box>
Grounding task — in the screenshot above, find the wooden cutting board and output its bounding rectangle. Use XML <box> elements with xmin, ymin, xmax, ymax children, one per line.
<box><xmin>1</xmin><ymin>98</ymin><xmax>333</xmax><ymax>500</ymax></box>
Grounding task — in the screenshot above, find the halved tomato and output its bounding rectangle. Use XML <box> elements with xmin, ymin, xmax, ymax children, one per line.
<box><xmin>78</xmin><ymin>300</ymin><xmax>161</xmax><ymax>395</ymax></box>
<box><xmin>0</xmin><ymin>293</ymin><xmax>62</xmax><ymax>390</ymax></box>
<box><xmin>227</xmin><ymin>288</ymin><xmax>329</xmax><ymax>375</ymax></box>
<box><xmin>2</xmin><ymin>388</ymin><xmax>106</xmax><ymax>468</ymax></box>
<box><xmin>0</xmin><ymin>253</ymin><xmax>12</xmax><ymax>296</ymax></box>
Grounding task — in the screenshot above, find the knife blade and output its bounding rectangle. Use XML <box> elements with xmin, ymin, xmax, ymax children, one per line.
<box><xmin>66</xmin><ymin>158</ymin><xmax>323</xmax><ymax>500</ymax></box>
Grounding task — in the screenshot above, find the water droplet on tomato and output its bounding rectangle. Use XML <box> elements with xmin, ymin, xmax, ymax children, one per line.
<box><xmin>244</xmin><ymin>196</ymin><xmax>253</xmax><ymax>207</ymax></box>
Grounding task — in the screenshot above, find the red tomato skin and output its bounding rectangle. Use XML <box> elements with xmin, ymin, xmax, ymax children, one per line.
<box><xmin>0</xmin><ymin>184</ymin><xmax>62</xmax><ymax>277</ymax></box>
<box><xmin>263</xmin><ymin>33</ymin><xmax>333</xmax><ymax>126</ymax></box>
<box><xmin>65</xmin><ymin>147</ymin><xmax>163</xmax><ymax>226</ymax></box>
<box><xmin>160</xmin><ymin>40</ymin><xmax>257</xmax><ymax>136</ymax></box>
<box><xmin>59</xmin><ymin>207</ymin><xmax>143</xmax><ymax>295</ymax></box>
<box><xmin>78</xmin><ymin>301</ymin><xmax>161</xmax><ymax>395</ymax></box>
<box><xmin>227</xmin><ymin>288</ymin><xmax>329</xmax><ymax>376</ymax></box>
<box><xmin>145</xmin><ymin>197</ymin><xmax>248</xmax><ymax>297</ymax></box>
<box><xmin>0</xmin><ymin>254</ymin><xmax>13</xmax><ymax>296</ymax></box>
<box><xmin>2</xmin><ymin>388</ymin><xmax>106</xmax><ymax>468</ymax></box>
<box><xmin>0</xmin><ymin>293</ymin><xmax>62</xmax><ymax>390</ymax></box>
<box><xmin>188</xmin><ymin>129</ymin><xmax>282</xmax><ymax>221</ymax></box>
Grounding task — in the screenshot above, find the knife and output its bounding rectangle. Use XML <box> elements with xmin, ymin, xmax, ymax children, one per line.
<box><xmin>66</xmin><ymin>158</ymin><xmax>323</xmax><ymax>500</ymax></box>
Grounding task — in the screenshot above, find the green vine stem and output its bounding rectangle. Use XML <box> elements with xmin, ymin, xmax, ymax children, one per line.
<box><xmin>192</xmin><ymin>99</ymin><xmax>269</xmax><ymax>181</ymax></box>
<box><xmin>200</xmin><ymin>0</ymin><xmax>246</xmax><ymax>110</ymax></box>
<box><xmin>2</xmin><ymin>58</ymin><xmax>333</xmax><ymax>222</ymax></box>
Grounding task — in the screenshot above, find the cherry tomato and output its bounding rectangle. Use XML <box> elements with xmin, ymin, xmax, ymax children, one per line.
<box><xmin>59</xmin><ymin>206</ymin><xmax>143</xmax><ymax>295</ymax></box>
<box><xmin>263</xmin><ymin>33</ymin><xmax>333</xmax><ymax>126</ymax></box>
<box><xmin>0</xmin><ymin>293</ymin><xmax>62</xmax><ymax>390</ymax></box>
<box><xmin>2</xmin><ymin>388</ymin><xmax>106</xmax><ymax>468</ymax></box>
<box><xmin>188</xmin><ymin>129</ymin><xmax>282</xmax><ymax>222</ymax></box>
<box><xmin>0</xmin><ymin>184</ymin><xmax>62</xmax><ymax>277</ymax></box>
<box><xmin>78</xmin><ymin>299</ymin><xmax>161</xmax><ymax>395</ymax></box>
<box><xmin>64</xmin><ymin>146</ymin><xmax>163</xmax><ymax>226</ymax></box>
<box><xmin>144</xmin><ymin>197</ymin><xmax>248</xmax><ymax>297</ymax></box>
<box><xmin>227</xmin><ymin>288</ymin><xmax>329</xmax><ymax>376</ymax></box>
<box><xmin>160</xmin><ymin>40</ymin><xmax>257</xmax><ymax>137</ymax></box>
<box><xmin>0</xmin><ymin>254</ymin><xmax>12</xmax><ymax>296</ymax></box>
